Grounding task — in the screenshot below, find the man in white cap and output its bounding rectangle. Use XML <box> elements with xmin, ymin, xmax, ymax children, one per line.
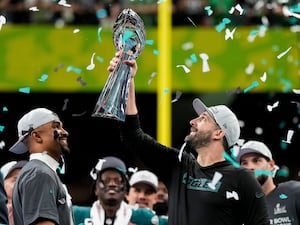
<box><xmin>108</xmin><ymin>51</ymin><xmax>269</xmax><ymax>225</ymax></box>
<box><xmin>9</xmin><ymin>108</ymin><xmax>74</xmax><ymax>225</ymax></box>
<box><xmin>127</xmin><ymin>170</ymin><xmax>158</xmax><ymax>210</ymax></box>
<box><xmin>236</xmin><ymin>140</ymin><xmax>300</xmax><ymax>225</ymax></box>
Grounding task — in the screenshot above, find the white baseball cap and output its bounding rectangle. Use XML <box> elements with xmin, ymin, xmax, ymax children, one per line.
<box><xmin>236</xmin><ymin>140</ymin><xmax>273</xmax><ymax>163</ymax></box>
<box><xmin>129</xmin><ymin>170</ymin><xmax>158</xmax><ymax>192</ymax></box>
<box><xmin>0</xmin><ymin>160</ymin><xmax>28</xmax><ymax>179</ymax></box>
<box><xmin>9</xmin><ymin>108</ymin><xmax>61</xmax><ymax>154</ymax></box>
<box><xmin>192</xmin><ymin>98</ymin><xmax>240</xmax><ymax>147</ymax></box>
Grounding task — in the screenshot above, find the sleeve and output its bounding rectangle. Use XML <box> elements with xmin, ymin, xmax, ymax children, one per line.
<box><xmin>20</xmin><ymin>171</ymin><xmax>61</xmax><ymax>225</ymax></box>
<box><xmin>239</xmin><ymin>170</ymin><xmax>269</xmax><ymax>225</ymax></box>
<box><xmin>119</xmin><ymin>115</ymin><xmax>179</xmax><ymax>184</ymax></box>
<box><xmin>0</xmin><ymin>175</ymin><xmax>8</xmax><ymax>225</ymax></box>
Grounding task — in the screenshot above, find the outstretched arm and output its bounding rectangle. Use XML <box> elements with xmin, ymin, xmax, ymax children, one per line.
<box><xmin>107</xmin><ymin>50</ymin><xmax>138</xmax><ymax>115</ymax></box>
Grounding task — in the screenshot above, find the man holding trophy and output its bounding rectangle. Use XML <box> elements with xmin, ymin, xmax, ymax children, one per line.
<box><xmin>93</xmin><ymin>6</ymin><xmax>268</xmax><ymax>225</ymax></box>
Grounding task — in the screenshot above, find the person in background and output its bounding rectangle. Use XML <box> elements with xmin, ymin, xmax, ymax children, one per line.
<box><xmin>0</xmin><ymin>173</ymin><xmax>8</xmax><ymax>225</ymax></box>
<box><xmin>1</xmin><ymin>160</ymin><xmax>28</xmax><ymax>225</ymax></box>
<box><xmin>153</xmin><ymin>180</ymin><xmax>168</xmax><ymax>216</ymax></box>
<box><xmin>108</xmin><ymin>50</ymin><xmax>269</xmax><ymax>225</ymax></box>
<box><xmin>127</xmin><ymin>170</ymin><xmax>158</xmax><ymax>211</ymax></box>
<box><xmin>9</xmin><ymin>107</ymin><xmax>74</xmax><ymax>225</ymax></box>
<box><xmin>236</xmin><ymin>140</ymin><xmax>300</xmax><ymax>225</ymax></box>
<box><xmin>88</xmin><ymin>156</ymin><xmax>132</xmax><ymax>225</ymax></box>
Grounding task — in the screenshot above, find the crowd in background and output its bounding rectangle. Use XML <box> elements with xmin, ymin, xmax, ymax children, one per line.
<box><xmin>0</xmin><ymin>0</ymin><xmax>299</xmax><ymax>27</ymax></box>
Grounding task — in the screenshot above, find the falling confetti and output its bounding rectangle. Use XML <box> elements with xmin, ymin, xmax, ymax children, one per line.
<box><xmin>243</xmin><ymin>81</ymin><xmax>259</xmax><ymax>93</ymax></box>
<box><xmin>260</xmin><ymin>72</ymin><xmax>267</xmax><ymax>82</ymax></box>
<box><xmin>267</xmin><ymin>101</ymin><xmax>279</xmax><ymax>112</ymax></box>
<box><xmin>73</xmin><ymin>28</ymin><xmax>80</xmax><ymax>33</ymax></box>
<box><xmin>146</xmin><ymin>40</ymin><xmax>154</xmax><ymax>45</ymax></box>
<box><xmin>199</xmin><ymin>53</ymin><xmax>210</xmax><ymax>72</ymax></box>
<box><xmin>148</xmin><ymin>72</ymin><xmax>157</xmax><ymax>85</ymax></box>
<box><xmin>19</xmin><ymin>87</ymin><xmax>30</xmax><ymax>94</ymax></box>
<box><xmin>282</xmin><ymin>129</ymin><xmax>294</xmax><ymax>144</ymax></box>
<box><xmin>62</xmin><ymin>98</ymin><xmax>69</xmax><ymax>111</ymax></box>
<box><xmin>277</xmin><ymin>46</ymin><xmax>292</xmax><ymax>59</ymax></box>
<box><xmin>255</xmin><ymin>169</ymin><xmax>273</xmax><ymax>177</ymax></box>
<box><xmin>0</xmin><ymin>15</ymin><xmax>6</xmax><ymax>31</ymax></box>
<box><xmin>86</xmin><ymin>52</ymin><xmax>96</xmax><ymax>70</ymax></box>
<box><xmin>54</xmin><ymin>63</ymin><xmax>64</xmax><ymax>72</ymax></box>
<box><xmin>0</xmin><ymin>125</ymin><xmax>4</xmax><ymax>132</ymax></box>
<box><xmin>176</xmin><ymin>65</ymin><xmax>190</xmax><ymax>73</ymax></box>
<box><xmin>29</xmin><ymin>6</ymin><xmax>39</xmax><ymax>11</ymax></box>
<box><xmin>67</xmin><ymin>66</ymin><xmax>82</xmax><ymax>74</ymax></box>
<box><xmin>204</xmin><ymin>6</ymin><xmax>213</xmax><ymax>16</ymax></box>
<box><xmin>76</xmin><ymin>76</ymin><xmax>86</xmax><ymax>86</ymax></box>
<box><xmin>228</xmin><ymin>4</ymin><xmax>244</xmax><ymax>15</ymax></box>
<box><xmin>0</xmin><ymin>140</ymin><xmax>5</xmax><ymax>149</ymax></box>
<box><xmin>171</xmin><ymin>91</ymin><xmax>182</xmax><ymax>103</ymax></box>
<box><xmin>215</xmin><ymin>18</ymin><xmax>231</xmax><ymax>32</ymax></box>
<box><xmin>2</xmin><ymin>106</ymin><xmax>8</xmax><ymax>112</ymax></box>
<box><xmin>225</xmin><ymin>27</ymin><xmax>236</xmax><ymax>40</ymax></box>
<box><xmin>38</xmin><ymin>74</ymin><xmax>48</xmax><ymax>82</ymax></box>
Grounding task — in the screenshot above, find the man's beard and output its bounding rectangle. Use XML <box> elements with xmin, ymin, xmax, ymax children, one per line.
<box><xmin>256</xmin><ymin>174</ymin><xmax>268</xmax><ymax>186</ymax></box>
<box><xmin>185</xmin><ymin>130</ymin><xmax>214</xmax><ymax>150</ymax></box>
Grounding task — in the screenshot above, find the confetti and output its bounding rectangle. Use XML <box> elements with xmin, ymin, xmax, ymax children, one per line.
<box><xmin>54</xmin><ymin>63</ymin><xmax>64</xmax><ymax>72</ymax></box>
<box><xmin>0</xmin><ymin>125</ymin><xmax>4</xmax><ymax>132</ymax></box>
<box><xmin>204</xmin><ymin>6</ymin><xmax>213</xmax><ymax>16</ymax></box>
<box><xmin>171</xmin><ymin>91</ymin><xmax>182</xmax><ymax>103</ymax></box>
<box><xmin>255</xmin><ymin>169</ymin><xmax>273</xmax><ymax>177</ymax></box>
<box><xmin>282</xmin><ymin>6</ymin><xmax>300</xmax><ymax>19</ymax></box>
<box><xmin>181</xmin><ymin>42</ymin><xmax>194</xmax><ymax>50</ymax></box>
<box><xmin>199</xmin><ymin>53</ymin><xmax>210</xmax><ymax>72</ymax></box>
<box><xmin>145</xmin><ymin>40</ymin><xmax>154</xmax><ymax>45</ymax></box>
<box><xmin>72</xmin><ymin>111</ymin><xmax>87</xmax><ymax>117</ymax></box>
<box><xmin>73</xmin><ymin>29</ymin><xmax>80</xmax><ymax>33</ymax></box>
<box><xmin>226</xmin><ymin>87</ymin><xmax>241</xmax><ymax>95</ymax></box>
<box><xmin>19</xmin><ymin>87</ymin><xmax>30</xmax><ymax>94</ymax></box>
<box><xmin>245</xmin><ymin>63</ymin><xmax>255</xmax><ymax>74</ymax></box>
<box><xmin>176</xmin><ymin>65</ymin><xmax>190</xmax><ymax>73</ymax></box>
<box><xmin>58</xmin><ymin>0</ymin><xmax>71</xmax><ymax>7</ymax></box>
<box><xmin>223</xmin><ymin>152</ymin><xmax>240</xmax><ymax>168</ymax></box>
<box><xmin>229</xmin><ymin>4</ymin><xmax>244</xmax><ymax>15</ymax></box>
<box><xmin>225</xmin><ymin>27</ymin><xmax>236</xmax><ymax>40</ymax></box>
<box><xmin>97</xmin><ymin>27</ymin><xmax>102</xmax><ymax>42</ymax></box>
<box><xmin>62</xmin><ymin>98</ymin><xmax>69</xmax><ymax>111</ymax></box>
<box><xmin>0</xmin><ymin>140</ymin><xmax>5</xmax><ymax>149</ymax></box>
<box><xmin>243</xmin><ymin>81</ymin><xmax>259</xmax><ymax>93</ymax></box>
<box><xmin>282</xmin><ymin>129</ymin><xmax>294</xmax><ymax>144</ymax></box>
<box><xmin>187</xmin><ymin>17</ymin><xmax>197</xmax><ymax>27</ymax></box>
<box><xmin>279</xmin><ymin>194</ymin><xmax>288</xmax><ymax>199</ymax></box>
<box><xmin>38</xmin><ymin>74</ymin><xmax>48</xmax><ymax>82</ymax></box>
<box><xmin>122</xmin><ymin>29</ymin><xmax>134</xmax><ymax>43</ymax></box>
<box><xmin>260</xmin><ymin>72</ymin><xmax>267</xmax><ymax>82</ymax></box>
<box><xmin>215</xmin><ymin>18</ymin><xmax>231</xmax><ymax>32</ymax></box>
<box><xmin>153</xmin><ymin>49</ymin><xmax>159</xmax><ymax>55</ymax></box>
<box><xmin>86</xmin><ymin>52</ymin><xmax>96</xmax><ymax>70</ymax></box>
<box><xmin>277</xmin><ymin>46</ymin><xmax>292</xmax><ymax>59</ymax></box>
<box><xmin>148</xmin><ymin>72</ymin><xmax>157</xmax><ymax>85</ymax></box>
<box><xmin>267</xmin><ymin>101</ymin><xmax>279</xmax><ymax>112</ymax></box>
<box><xmin>76</xmin><ymin>76</ymin><xmax>86</xmax><ymax>86</ymax></box>
<box><xmin>29</xmin><ymin>6</ymin><xmax>39</xmax><ymax>11</ymax></box>
<box><xmin>67</xmin><ymin>66</ymin><xmax>82</xmax><ymax>74</ymax></box>
<box><xmin>2</xmin><ymin>106</ymin><xmax>8</xmax><ymax>112</ymax></box>
<box><xmin>0</xmin><ymin>15</ymin><xmax>6</xmax><ymax>31</ymax></box>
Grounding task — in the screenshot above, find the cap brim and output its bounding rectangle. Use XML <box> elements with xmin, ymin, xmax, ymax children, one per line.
<box><xmin>132</xmin><ymin>181</ymin><xmax>157</xmax><ymax>192</ymax></box>
<box><xmin>236</xmin><ymin>148</ymin><xmax>268</xmax><ymax>163</ymax></box>
<box><xmin>9</xmin><ymin>134</ymin><xmax>29</xmax><ymax>154</ymax></box>
<box><xmin>193</xmin><ymin>98</ymin><xmax>215</xmax><ymax>119</ymax></box>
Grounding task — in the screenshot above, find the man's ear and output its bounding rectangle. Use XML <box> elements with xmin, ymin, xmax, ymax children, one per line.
<box><xmin>213</xmin><ymin>129</ymin><xmax>225</xmax><ymax>141</ymax></box>
<box><xmin>31</xmin><ymin>131</ymin><xmax>42</xmax><ymax>142</ymax></box>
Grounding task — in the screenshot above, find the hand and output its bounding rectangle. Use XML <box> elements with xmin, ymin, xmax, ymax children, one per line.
<box><xmin>107</xmin><ymin>50</ymin><xmax>138</xmax><ymax>78</ymax></box>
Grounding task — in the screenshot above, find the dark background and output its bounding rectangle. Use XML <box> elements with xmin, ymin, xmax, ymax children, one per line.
<box><xmin>0</xmin><ymin>91</ymin><xmax>299</xmax><ymax>205</ymax></box>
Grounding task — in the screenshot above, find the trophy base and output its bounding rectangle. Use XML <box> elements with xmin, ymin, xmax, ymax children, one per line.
<box><xmin>92</xmin><ymin>107</ymin><xmax>125</xmax><ymax>122</ymax></box>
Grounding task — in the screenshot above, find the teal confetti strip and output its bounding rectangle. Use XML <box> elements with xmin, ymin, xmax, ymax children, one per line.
<box><xmin>223</xmin><ymin>152</ymin><xmax>240</xmax><ymax>168</ymax></box>
<box><xmin>97</xmin><ymin>27</ymin><xmax>102</xmax><ymax>42</ymax></box>
<box><xmin>146</xmin><ymin>39</ymin><xmax>154</xmax><ymax>45</ymax></box>
<box><xmin>2</xmin><ymin>106</ymin><xmax>8</xmax><ymax>111</ymax></box>
<box><xmin>249</xmin><ymin>30</ymin><xmax>258</xmax><ymax>36</ymax></box>
<box><xmin>279</xmin><ymin>194</ymin><xmax>288</xmax><ymax>199</ymax></box>
<box><xmin>243</xmin><ymin>81</ymin><xmax>259</xmax><ymax>93</ymax></box>
<box><xmin>38</xmin><ymin>74</ymin><xmax>48</xmax><ymax>82</ymax></box>
<box><xmin>153</xmin><ymin>49</ymin><xmax>160</xmax><ymax>55</ymax></box>
<box><xmin>66</xmin><ymin>66</ymin><xmax>82</xmax><ymax>74</ymax></box>
<box><xmin>255</xmin><ymin>169</ymin><xmax>273</xmax><ymax>177</ymax></box>
<box><xmin>277</xmin><ymin>169</ymin><xmax>289</xmax><ymax>177</ymax></box>
<box><xmin>163</xmin><ymin>88</ymin><xmax>169</xmax><ymax>94</ymax></box>
<box><xmin>122</xmin><ymin>29</ymin><xmax>134</xmax><ymax>43</ymax></box>
<box><xmin>190</xmin><ymin>53</ymin><xmax>197</xmax><ymax>63</ymax></box>
<box><xmin>204</xmin><ymin>6</ymin><xmax>213</xmax><ymax>16</ymax></box>
<box><xmin>215</xmin><ymin>18</ymin><xmax>231</xmax><ymax>32</ymax></box>
<box><xmin>19</xmin><ymin>87</ymin><xmax>30</xmax><ymax>94</ymax></box>
<box><xmin>96</xmin><ymin>56</ymin><xmax>104</xmax><ymax>62</ymax></box>
<box><xmin>0</xmin><ymin>125</ymin><xmax>4</xmax><ymax>132</ymax></box>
